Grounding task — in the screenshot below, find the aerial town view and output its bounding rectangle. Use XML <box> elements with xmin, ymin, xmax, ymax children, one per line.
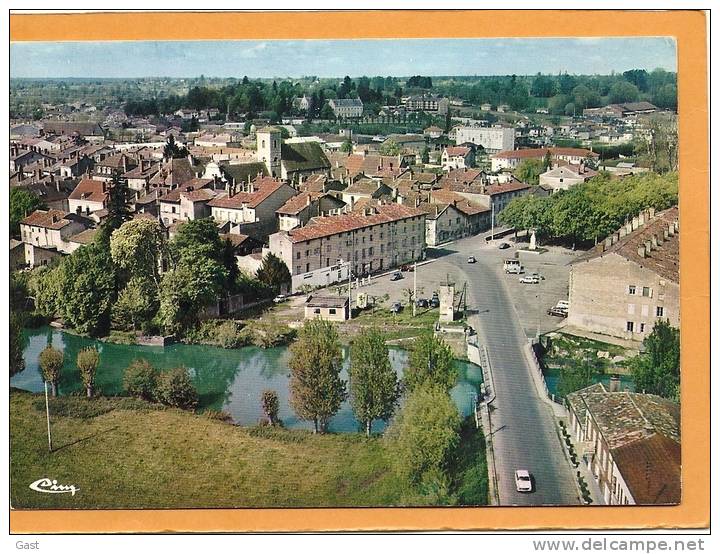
<box><xmin>9</xmin><ymin>36</ymin><xmax>680</xmax><ymax>509</ymax></box>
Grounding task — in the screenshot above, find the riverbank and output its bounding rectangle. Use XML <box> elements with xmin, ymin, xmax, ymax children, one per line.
<box><xmin>10</xmin><ymin>389</ymin><xmax>487</xmax><ymax>508</ymax></box>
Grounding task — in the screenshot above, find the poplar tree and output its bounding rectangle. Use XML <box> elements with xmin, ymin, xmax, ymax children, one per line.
<box><xmin>288</xmin><ymin>319</ymin><xmax>346</xmax><ymax>433</ymax></box>
<box><xmin>349</xmin><ymin>328</ymin><xmax>400</xmax><ymax>436</ymax></box>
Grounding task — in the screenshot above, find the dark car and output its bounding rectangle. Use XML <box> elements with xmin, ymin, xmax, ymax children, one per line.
<box><xmin>400</xmin><ymin>264</ymin><xmax>415</xmax><ymax>272</ymax></box>
<box><xmin>430</xmin><ymin>296</ymin><xmax>440</xmax><ymax>308</ymax></box>
<box><xmin>390</xmin><ymin>302</ymin><xmax>403</xmax><ymax>313</ymax></box>
<box><xmin>547</xmin><ymin>307</ymin><xmax>568</xmax><ymax>318</ymax></box>
<box><xmin>498</xmin><ymin>242</ymin><xmax>511</xmax><ymax>250</ymax></box>
<box><xmin>390</xmin><ymin>271</ymin><xmax>403</xmax><ymax>281</ymax></box>
<box><xmin>416</xmin><ymin>298</ymin><xmax>428</xmax><ymax>308</ymax></box>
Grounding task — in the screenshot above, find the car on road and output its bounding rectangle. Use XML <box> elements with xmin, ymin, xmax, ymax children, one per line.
<box><xmin>390</xmin><ymin>302</ymin><xmax>403</xmax><ymax>313</ymax></box>
<box><xmin>467</xmin><ymin>255</ymin><xmax>476</xmax><ymax>264</ymax></box>
<box><xmin>273</xmin><ymin>294</ymin><xmax>288</xmax><ymax>303</ymax></box>
<box><xmin>430</xmin><ymin>294</ymin><xmax>440</xmax><ymax>308</ymax></box>
<box><xmin>416</xmin><ymin>298</ymin><xmax>428</xmax><ymax>308</ymax></box>
<box><xmin>515</xmin><ymin>470</ymin><xmax>533</xmax><ymax>493</ymax></box>
<box><xmin>555</xmin><ymin>300</ymin><xmax>569</xmax><ymax>311</ymax></box>
<box><xmin>547</xmin><ymin>307</ymin><xmax>568</xmax><ymax>317</ymax></box>
<box><xmin>519</xmin><ymin>275</ymin><xmax>540</xmax><ymax>284</ymax></box>
<box><xmin>498</xmin><ymin>242</ymin><xmax>511</xmax><ymax>249</ymax></box>
<box><xmin>390</xmin><ymin>271</ymin><xmax>403</xmax><ymax>281</ymax></box>
<box><xmin>400</xmin><ymin>264</ymin><xmax>415</xmax><ymax>272</ymax></box>
<box><xmin>530</xmin><ymin>272</ymin><xmax>545</xmax><ymax>280</ymax></box>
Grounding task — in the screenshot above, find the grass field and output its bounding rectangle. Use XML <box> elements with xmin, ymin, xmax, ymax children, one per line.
<box><xmin>10</xmin><ymin>390</ymin><xmax>410</xmax><ymax>509</ymax></box>
<box><xmin>11</xmin><ymin>389</ymin><xmax>487</xmax><ymax>509</ymax></box>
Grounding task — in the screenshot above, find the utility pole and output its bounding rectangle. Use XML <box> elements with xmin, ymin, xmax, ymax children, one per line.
<box><xmin>347</xmin><ymin>260</ymin><xmax>352</xmax><ymax>320</ymax></box>
<box><xmin>413</xmin><ymin>260</ymin><xmax>417</xmax><ymax>317</ymax></box>
<box><xmin>44</xmin><ymin>381</ymin><xmax>52</xmax><ymax>452</ymax></box>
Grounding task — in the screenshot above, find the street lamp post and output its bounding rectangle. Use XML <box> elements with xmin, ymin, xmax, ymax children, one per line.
<box><xmin>44</xmin><ymin>380</ymin><xmax>53</xmax><ymax>452</ymax></box>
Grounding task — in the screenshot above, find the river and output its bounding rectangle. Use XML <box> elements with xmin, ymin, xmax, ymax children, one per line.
<box><xmin>12</xmin><ymin>326</ymin><xmax>483</xmax><ymax>434</ymax></box>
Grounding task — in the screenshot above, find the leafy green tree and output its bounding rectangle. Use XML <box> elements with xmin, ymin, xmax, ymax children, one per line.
<box><xmin>123</xmin><ymin>359</ymin><xmax>158</xmax><ymax>401</ymax></box>
<box><xmin>170</xmin><ymin>218</ymin><xmax>225</xmax><ymax>265</ymax></box>
<box><xmin>76</xmin><ymin>346</ymin><xmax>100</xmax><ymax>398</ymax></box>
<box><xmin>514</xmin><ymin>158</ymin><xmax>547</xmax><ymax>186</ymax></box>
<box><xmin>320</xmin><ymin>103</ymin><xmax>335</xmax><ymax>120</ymax></box>
<box><xmin>163</xmin><ymin>134</ymin><xmax>189</xmax><ymax>159</ymax></box>
<box><xmin>557</xmin><ymin>357</ymin><xmax>596</xmax><ymax>399</ymax></box>
<box><xmin>405</xmin><ymin>335</ymin><xmax>457</xmax><ymax>392</ymax></box>
<box><xmin>384</xmin><ymin>383</ymin><xmax>461</xmax><ymax>485</ymax></box>
<box><xmin>155</xmin><ymin>367</ymin><xmax>199</xmax><ymax>410</ymax></box>
<box><xmin>10</xmin><ymin>313</ymin><xmax>26</xmax><ymax>377</ymax></box>
<box><xmin>158</xmin><ymin>257</ymin><xmax>228</xmax><ymax>335</ymax></box>
<box><xmin>609</xmin><ymin>81</ymin><xmax>640</xmax><ymax>104</ymax></box>
<box><xmin>379</xmin><ymin>139</ymin><xmax>402</xmax><ymax>156</ymax></box>
<box><xmin>339</xmin><ymin>139</ymin><xmax>353</xmax><ymax>153</ymax></box>
<box><xmin>349</xmin><ymin>328</ymin><xmax>400</xmax><ymax>436</ymax></box>
<box><xmin>39</xmin><ymin>345</ymin><xmax>64</xmax><ymax>397</ymax></box>
<box><xmin>110</xmin><ymin>218</ymin><xmax>165</xmax><ymax>290</ymax></box>
<box><xmin>634</xmin><ymin>116</ymin><xmax>678</xmax><ymax>174</ymax></box>
<box><xmin>261</xmin><ymin>389</ymin><xmax>280</xmax><ymax>426</ymax></box>
<box><xmin>10</xmin><ymin>188</ymin><xmax>45</xmax><ymax>235</ymax></box>
<box><xmin>58</xmin><ymin>243</ymin><xmax>116</xmax><ymax>336</ymax></box>
<box><xmin>255</xmin><ymin>253</ymin><xmax>291</xmax><ymax>293</ymax></box>
<box><xmin>288</xmin><ymin>319</ymin><xmax>347</xmax><ymax>433</ymax></box>
<box><xmin>630</xmin><ymin>320</ymin><xmax>680</xmax><ymax>400</ymax></box>
<box><xmin>571</xmin><ymin>84</ymin><xmax>601</xmax><ymax>111</ymax></box>
<box><xmin>420</xmin><ymin>146</ymin><xmax>430</xmax><ymax>165</ymax></box>
<box><xmin>28</xmin><ymin>264</ymin><xmax>64</xmax><ymax>319</ymax></box>
<box><xmin>112</xmin><ymin>277</ymin><xmax>156</xmax><ymax>331</ymax></box>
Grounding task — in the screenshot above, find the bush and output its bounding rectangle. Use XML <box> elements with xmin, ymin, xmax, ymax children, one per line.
<box><xmin>155</xmin><ymin>366</ymin><xmax>199</xmax><ymax>410</ymax></box>
<box><xmin>182</xmin><ymin>319</ymin><xmax>251</xmax><ymax>349</ymax></box>
<box><xmin>203</xmin><ymin>409</ymin><xmax>234</xmax><ymax>423</ymax></box>
<box><xmin>123</xmin><ymin>359</ymin><xmax>158</xmax><ymax>401</ymax></box>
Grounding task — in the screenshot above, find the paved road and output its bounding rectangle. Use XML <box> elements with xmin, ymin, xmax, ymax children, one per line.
<box><xmin>427</xmin><ymin>237</ymin><xmax>580</xmax><ymax>506</ymax></box>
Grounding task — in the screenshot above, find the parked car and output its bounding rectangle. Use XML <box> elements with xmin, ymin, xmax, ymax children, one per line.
<box><xmin>416</xmin><ymin>298</ymin><xmax>429</xmax><ymax>308</ymax></box>
<box><xmin>515</xmin><ymin>469</ymin><xmax>533</xmax><ymax>493</ymax></box>
<box><xmin>273</xmin><ymin>294</ymin><xmax>288</xmax><ymax>303</ymax></box>
<box><xmin>467</xmin><ymin>255</ymin><xmax>476</xmax><ymax>264</ymax></box>
<box><xmin>390</xmin><ymin>271</ymin><xmax>403</xmax><ymax>281</ymax></box>
<box><xmin>547</xmin><ymin>307</ymin><xmax>568</xmax><ymax>318</ymax></box>
<box><xmin>430</xmin><ymin>295</ymin><xmax>440</xmax><ymax>308</ymax></box>
<box><xmin>530</xmin><ymin>272</ymin><xmax>545</xmax><ymax>280</ymax></box>
<box><xmin>519</xmin><ymin>275</ymin><xmax>540</xmax><ymax>284</ymax></box>
<box><xmin>400</xmin><ymin>264</ymin><xmax>415</xmax><ymax>272</ymax></box>
<box><xmin>555</xmin><ymin>300</ymin><xmax>569</xmax><ymax>311</ymax></box>
<box><xmin>390</xmin><ymin>302</ymin><xmax>403</xmax><ymax>313</ymax></box>
<box><xmin>498</xmin><ymin>242</ymin><xmax>511</xmax><ymax>249</ymax></box>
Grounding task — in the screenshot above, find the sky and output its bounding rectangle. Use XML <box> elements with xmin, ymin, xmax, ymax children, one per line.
<box><xmin>10</xmin><ymin>37</ymin><xmax>677</xmax><ymax>79</ymax></box>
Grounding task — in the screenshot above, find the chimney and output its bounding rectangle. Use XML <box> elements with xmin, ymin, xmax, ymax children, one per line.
<box><xmin>609</xmin><ymin>375</ymin><xmax>621</xmax><ymax>393</ymax></box>
<box><xmin>637</xmin><ymin>245</ymin><xmax>646</xmax><ymax>258</ymax></box>
<box><xmin>625</xmin><ymin>222</ymin><xmax>632</xmax><ymax>235</ymax></box>
<box><xmin>649</xmin><ymin>207</ymin><xmax>656</xmax><ymax>219</ymax></box>
<box><xmin>638</xmin><ymin>212</ymin><xmax>646</xmax><ymax>226</ymax></box>
<box><xmin>632</xmin><ymin>216</ymin><xmax>639</xmax><ymax>230</ymax></box>
<box><xmin>644</xmin><ymin>239</ymin><xmax>652</xmax><ymax>252</ymax></box>
<box><xmin>664</xmin><ymin>226</ymin><xmax>670</xmax><ymax>239</ymax></box>
<box><xmin>306</xmin><ymin>194</ymin><xmax>311</xmax><ymax>207</ymax></box>
<box><xmin>619</xmin><ymin>227</ymin><xmax>627</xmax><ymax>238</ymax></box>
<box><xmin>651</xmin><ymin>234</ymin><xmax>659</xmax><ymax>248</ymax></box>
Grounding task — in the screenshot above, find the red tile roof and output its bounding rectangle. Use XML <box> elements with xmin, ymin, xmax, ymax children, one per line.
<box><xmin>208</xmin><ymin>177</ymin><xmax>292</xmax><ymax>210</ymax></box>
<box><xmin>429</xmin><ymin>189</ymin><xmax>490</xmax><ymax>216</ymax></box>
<box><xmin>21</xmin><ymin>209</ymin><xmax>73</xmax><ymax>230</ymax></box>
<box><xmin>276</xmin><ymin>191</ymin><xmax>322</xmax><ymax>215</ymax></box>
<box><xmin>69</xmin><ymin>178</ymin><xmax>109</xmax><ymax>204</ymax></box>
<box><xmin>444</xmin><ymin>146</ymin><xmax>472</xmax><ymax>157</ymax></box>
<box><xmin>493</xmin><ymin>147</ymin><xmax>599</xmax><ymax>160</ymax></box>
<box><xmin>285</xmin><ymin>203</ymin><xmax>425</xmax><ymax>243</ymax></box>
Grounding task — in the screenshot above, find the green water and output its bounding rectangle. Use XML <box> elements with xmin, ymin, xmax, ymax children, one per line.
<box><xmin>13</xmin><ymin>326</ymin><xmax>482</xmax><ymax>433</ymax></box>
<box><xmin>543</xmin><ymin>369</ymin><xmax>634</xmax><ymax>397</ymax></box>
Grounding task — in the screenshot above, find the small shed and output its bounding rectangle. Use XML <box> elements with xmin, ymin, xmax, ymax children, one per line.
<box><xmin>304</xmin><ymin>295</ymin><xmax>349</xmax><ymax>322</ymax></box>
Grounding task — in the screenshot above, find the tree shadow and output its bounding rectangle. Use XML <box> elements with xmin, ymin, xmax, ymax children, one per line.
<box><xmin>52</xmin><ymin>426</ymin><xmax>119</xmax><ymax>453</ymax></box>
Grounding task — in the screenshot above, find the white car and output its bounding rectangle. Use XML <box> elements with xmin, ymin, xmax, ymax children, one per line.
<box><xmin>273</xmin><ymin>295</ymin><xmax>288</xmax><ymax>303</ymax></box>
<box><xmin>467</xmin><ymin>255</ymin><xmax>476</xmax><ymax>264</ymax></box>
<box><xmin>519</xmin><ymin>275</ymin><xmax>540</xmax><ymax>284</ymax></box>
<box><xmin>556</xmin><ymin>300</ymin><xmax>569</xmax><ymax>310</ymax></box>
<box><xmin>515</xmin><ymin>469</ymin><xmax>533</xmax><ymax>493</ymax></box>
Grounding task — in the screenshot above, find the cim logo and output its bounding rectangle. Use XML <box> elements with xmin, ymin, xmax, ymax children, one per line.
<box><xmin>29</xmin><ymin>478</ymin><xmax>79</xmax><ymax>496</ymax></box>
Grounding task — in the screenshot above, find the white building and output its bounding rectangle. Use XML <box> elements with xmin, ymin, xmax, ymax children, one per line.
<box><xmin>454</xmin><ymin>126</ymin><xmax>515</xmax><ymax>154</ymax></box>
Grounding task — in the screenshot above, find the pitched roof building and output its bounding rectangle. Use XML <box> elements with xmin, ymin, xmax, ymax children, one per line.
<box><xmin>567</xmin><ymin>383</ymin><xmax>680</xmax><ymax>505</ymax></box>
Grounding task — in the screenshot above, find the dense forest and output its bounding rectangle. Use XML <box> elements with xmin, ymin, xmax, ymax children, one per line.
<box><xmin>10</xmin><ymin>68</ymin><xmax>676</xmax><ymax>121</ymax></box>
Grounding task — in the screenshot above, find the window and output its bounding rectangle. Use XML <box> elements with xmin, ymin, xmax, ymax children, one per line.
<box><xmin>639</xmin><ymin>323</ymin><xmax>646</xmax><ymax>333</ymax></box>
<box><xmin>296</xmin><ymin>252</ymin><xmax>301</xmax><ymax>259</ymax></box>
<box><xmin>626</xmin><ymin>321</ymin><xmax>634</xmax><ymax>332</ymax></box>
<box><xmin>329</xmin><ymin>308</ymin><xmax>337</xmax><ymax>315</ymax></box>
<box><xmin>642</xmin><ymin>286</ymin><xmax>651</xmax><ymax>297</ymax></box>
<box><xmin>628</xmin><ymin>285</ymin><xmax>636</xmax><ymax>295</ymax></box>
<box><xmin>306</xmin><ymin>263</ymin><xmax>310</xmax><ymax>272</ymax></box>
<box><xmin>313</xmin><ymin>308</ymin><xmax>321</xmax><ymax>314</ymax></box>
<box><xmin>656</xmin><ymin>306</ymin><xmax>664</xmax><ymax>317</ymax></box>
